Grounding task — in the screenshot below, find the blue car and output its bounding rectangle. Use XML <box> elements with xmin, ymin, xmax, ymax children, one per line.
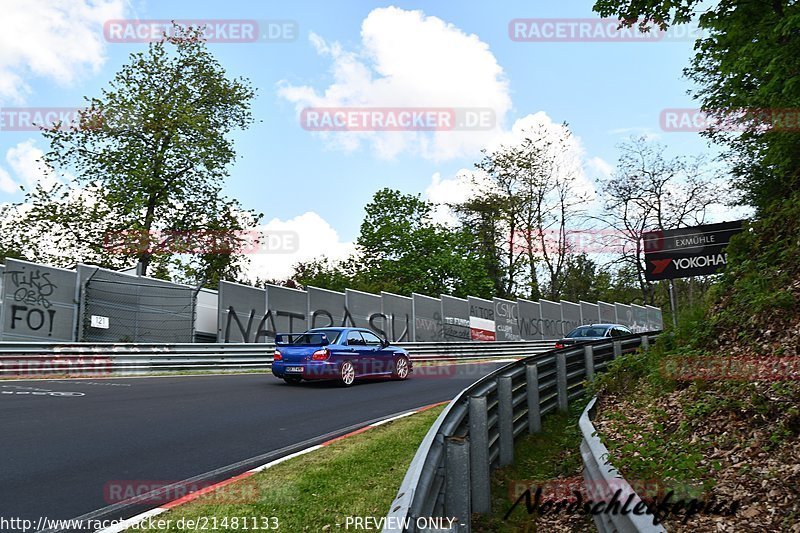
<box><xmin>271</xmin><ymin>327</ymin><xmax>412</xmax><ymax>386</ymax></box>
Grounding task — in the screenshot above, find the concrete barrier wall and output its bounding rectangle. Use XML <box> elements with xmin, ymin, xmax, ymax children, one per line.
<box><xmin>468</xmin><ymin>296</ymin><xmax>495</xmax><ymax>341</ymax></box>
<box><xmin>0</xmin><ymin>259</ymin><xmax>662</xmax><ymax>344</ymax></box>
<box><xmin>493</xmin><ymin>297</ymin><xmax>521</xmax><ymax>341</ymax></box>
<box><xmin>412</xmin><ymin>293</ymin><xmax>444</xmax><ymax>342</ymax></box>
<box><xmin>518</xmin><ymin>299</ymin><xmax>542</xmax><ymax>341</ymax></box>
<box><xmin>580</xmin><ymin>300</ymin><xmax>600</xmax><ymax>325</ymax></box>
<box><xmin>441</xmin><ymin>294</ymin><xmax>470</xmax><ymax>342</ymax></box>
<box><xmin>382</xmin><ymin>291</ymin><xmax>412</xmax><ymax>342</ymax></box>
<box><xmin>1</xmin><ymin>259</ymin><xmax>78</xmax><ymax>342</ymax></box>
<box><xmin>540</xmin><ymin>299</ymin><xmax>563</xmax><ymax>340</ymax></box>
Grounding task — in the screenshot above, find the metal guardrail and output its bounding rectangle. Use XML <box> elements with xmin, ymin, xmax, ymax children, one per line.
<box><xmin>0</xmin><ymin>340</ymin><xmax>555</xmax><ymax>376</ymax></box>
<box><xmin>0</xmin><ymin>343</ymin><xmax>273</xmax><ymax>375</ymax></box>
<box><xmin>399</xmin><ymin>340</ymin><xmax>554</xmax><ymax>362</ymax></box>
<box><xmin>580</xmin><ymin>396</ymin><xmax>666</xmax><ymax>533</ymax></box>
<box><xmin>383</xmin><ymin>332</ymin><xmax>659</xmax><ymax>533</ymax></box>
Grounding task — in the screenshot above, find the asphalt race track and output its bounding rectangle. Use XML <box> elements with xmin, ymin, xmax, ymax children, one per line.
<box><xmin>0</xmin><ymin>363</ymin><xmax>506</xmax><ymax>532</ymax></box>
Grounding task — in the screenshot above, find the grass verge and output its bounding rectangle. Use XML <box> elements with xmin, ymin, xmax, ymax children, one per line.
<box><xmin>136</xmin><ymin>404</ymin><xmax>445</xmax><ymax>532</ymax></box>
<box><xmin>472</xmin><ymin>397</ymin><xmax>593</xmax><ymax>533</ymax></box>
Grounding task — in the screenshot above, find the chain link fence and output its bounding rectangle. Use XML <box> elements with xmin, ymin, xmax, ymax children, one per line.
<box><xmin>80</xmin><ymin>274</ymin><xmax>196</xmax><ymax>343</ymax></box>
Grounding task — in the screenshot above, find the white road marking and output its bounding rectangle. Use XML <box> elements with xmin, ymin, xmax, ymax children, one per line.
<box><xmin>0</xmin><ymin>390</ymin><xmax>85</xmax><ymax>397</ymax></box>
<box><xmin>369</xmin><ymin>411</ymin><xmax>417</xmax><ymax>427</ymax></box>
<box><xmin>247</xmin><ymin>445</ymin><xmax>323</xmax><ymax>473</ymax></box>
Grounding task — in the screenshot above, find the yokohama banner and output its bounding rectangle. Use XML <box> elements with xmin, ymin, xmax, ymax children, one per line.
<box><xmin>643</xmin><ymin>221</ymin><xmax>744</xmax><ymax>281</ymax></box>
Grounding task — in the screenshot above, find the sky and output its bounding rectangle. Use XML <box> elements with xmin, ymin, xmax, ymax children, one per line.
<box><xmin>0</xmin><ymin>0</ymin><xmax>745</xmax><ymax>280</ymax></box>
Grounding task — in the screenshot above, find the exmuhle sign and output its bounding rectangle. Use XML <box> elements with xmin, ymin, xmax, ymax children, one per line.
<box><xmin>643</xmin><ymin>221</ymin><xmax>744</xmax><ymax>281</ymax></box>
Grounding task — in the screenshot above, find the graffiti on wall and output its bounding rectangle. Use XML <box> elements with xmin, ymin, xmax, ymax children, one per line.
<box><xmin>217</xmin><ymin>283</ymin><xmax>660</xmax><ymax>344</ymax></box>
<box><xmin>8</xmin><ymin>269</ymin><xmax>58</xmax><ymax>336</ymax></box>
<box><xmin>494</xmin><ymin>298</ymin><xmax>521</xmax><ymax>341</ymax></box>
<box><xmin>224</xmin><ymin>307</ymin><xmax>306</xmax><ymax>343</ymax></box>
<box><xmin>442</xmin><ymin>316</ymin><xmax>470</xmax><ymax>340</ymax></box>
<box><xmin>468</xmin><ymin>297</ymin><xmax>496</xmax><ymax>341</ymax></box>
<box><xmin>223</xmin><ymin>305</ymin><xmax>411</xmax><ymax>343</ymax></box>
<box><xmin>414</xmin><ymin>312</ymin><xmax>442</xmax><ymax>340</ymax></box>
<box><xmin>381</xmin><ymin>312</ymin><xmax>411</xmax><ymax>342</ymax></box>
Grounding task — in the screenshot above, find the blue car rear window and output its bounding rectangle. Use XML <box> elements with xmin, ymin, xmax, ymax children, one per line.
<box><xmin>306</xmin><ymin>329</ymin><xmax>342</xmax><ymax>344</ymax></box>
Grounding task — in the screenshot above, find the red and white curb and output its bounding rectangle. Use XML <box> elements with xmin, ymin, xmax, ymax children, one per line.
<box><xmin>97</xmin><ymin>401</ymin><xmax>447</xmax><ymax>533</ymax></box>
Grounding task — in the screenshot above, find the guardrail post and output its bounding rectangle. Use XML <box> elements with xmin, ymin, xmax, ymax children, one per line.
<box><xmin>498</xmin><ymin>375</ymin><xmax>514</xmax><ymax>466</ymax></box>
<box><xmin>468</xmin><ymin>395</ymin><xmax>491</xmax><ymax>514</ymax></box>
<box><xmin>525</xmin><ymin>363</ymin><xmax>541</xmax><ymax>434</ymax></box>
<box><xmin>583</xmin><ymin>345</ymin><xmax>594</xmax><ymax>381</ymax></box>
<box><xmin>640</xmin><ymin>335</ymin><xmax>650</xmax><ymax>351</ymax></box>
<box><xmin>613</xmin><ymin>340</ymin><xmax>622</xmax><ymax>359</ymax></box>
<box><xmin>445</xmin><ymin>436</ymin><xmax>471</xmax><ymax>533</ymax></box>
<box><xmin>556</xmin><ymin>352</ymin><xmax>568</xmax><ymax>413</ymax></box>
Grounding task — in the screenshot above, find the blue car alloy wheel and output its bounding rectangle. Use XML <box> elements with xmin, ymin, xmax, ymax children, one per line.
<box><xmin>340</xmin><ymin>360</ymin><xmax>356</xmax><ymax>386</ymax></box>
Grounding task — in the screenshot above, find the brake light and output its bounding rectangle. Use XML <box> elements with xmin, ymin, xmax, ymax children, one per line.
<box><xmin>312</xmin><ymin>348</ymin><xmax>330</xmax><ymax>361</ymax></box>
<box><xmin>273</xmin><ymin>350</ymin><xmax>282</xmax><ymax>361</ymax></box>
<box><xmin>555</xmin><ymin>342</ymin><xmax>564</xmax><ymax>349</ymax></box>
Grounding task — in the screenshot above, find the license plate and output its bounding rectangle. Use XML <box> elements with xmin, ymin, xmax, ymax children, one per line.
<box><xmin>286</xmin><ymin>366</ymin><xmax>304</xmax><ymax>373</ymax></box>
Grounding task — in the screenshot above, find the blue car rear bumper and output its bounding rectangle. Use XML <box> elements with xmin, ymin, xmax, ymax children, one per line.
<box><xmin>272</xmin><ymin>360</ymin><xmax>340</xmax><ymax>380</ymax></box>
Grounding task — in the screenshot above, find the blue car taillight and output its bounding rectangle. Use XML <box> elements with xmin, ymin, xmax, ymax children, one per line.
<box><xmin>311</xmin><ymin>348</ymin><xmax>330</xmax><ymax>361</ymax></box>
<box><xmin>274</xmin><ymin>349</ymin><xmax>282</xmax><ymax>361</ymax></box>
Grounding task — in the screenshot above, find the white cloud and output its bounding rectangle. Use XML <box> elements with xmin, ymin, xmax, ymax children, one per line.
<box><xmin>585</xmin><ymin>156</ymin><xmax>614</xmax><ymax>180</ymax></box>
<box><xmin>607</xmin><ymin>126</ymin><xmax>660</xmax><ymax>138</ymax></box>
<box><xmin>425</xmin><ymin>170</ymin><xmax>476</xmax><ymax>205</ymax></box>
<box><xmin>0</xmin><ymin>167</ymin><xmax>17</xmax><ymax>193</ymax></box>
<box><xmin>279</xmin><ymin>6</ymin><xmax>511</xmax><ymax>161</ymax></box>
<box><xmin>704</xmin><ymin>202</ymin><xmax>753</xmax><ymax>223</ymax></box>
<box><xmin>246</xmin><ymin>211</ymin><xmax>354</xmax><ymax>281</ymax></box>
<box><xmin>488</xmin><ymin>112</ymin><xmax>599</xmax><ymax>207</ymax></box>
<box><xmin>426</xmin><ymin>112</ymin><xmax>601</xmax><ymax>217</ymax></box>
<box><xmin>1</xmin><ymin>139</ymin><xmax>61</xmax><ymax>192</ymax></box>
<box><xmin>425</xmin><ymin>170</ymin><xmax>480</xmax><ymax>226</ymax></box>
<box><xmin>0</xmin><ymin>0</ymin><xmax>126</xmax><ymax>103</ymax></box>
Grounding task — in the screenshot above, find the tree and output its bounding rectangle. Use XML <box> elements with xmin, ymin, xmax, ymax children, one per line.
<box><xmin>599</xmin><ymin>136</ymin><xmax>718</xmax><ymax>304</ymax></box>
<box><xmin>457</xmin><ymin>119</ymin><xmax>589</xmax><ymax>300</ymax></box>
<box><xmin>558</xmin><ymin>254</ymin><xmax>611</xmax><ymax>302</ymax></box>
<box><xmin>559</xmin><ymin>255</ymin><xmax>643</xmax><ymax>304</ymax></box>
<box><xmin>11</xmin><ymin>24</ymin><xmax>260</xmax><ymax>283</ymax></box>
<box><xmin>289</xmin><ymin>257</ymin><xmax>355</xmax><ymax>293</ymax></box>
<box><xmin>593</xmin><ymin>0</ymin><xmax>800</xmax><ymax>214</ymax></box>
<box><xmin>0</xmin><ymin>203</ymin><xmax>26</xmax><ymax>263</ymax></box>
<box><xmin>454</xmin><ymin>194</ymin><xmax>512</xmax><ymax>298</ymax></box>
<box><xmin>355</xmin><ymin>189</ymin><xmax>494</xmax><ymax>298</ymax></box>
<box><xmin>519</xmin><ymin>124</ymin><xmax>589</xmax><ymax>301</ymax></box>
